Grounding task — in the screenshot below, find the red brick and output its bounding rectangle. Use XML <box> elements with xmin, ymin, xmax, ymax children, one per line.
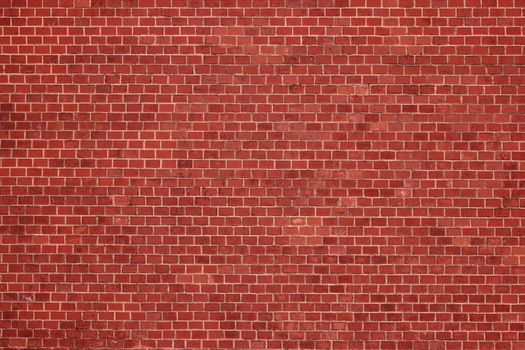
<box><xmin>74</xmin><ymin>0</ymin><xmax>91</xmax><ymax>7</ymax></box>
<box><xmin>339</xmin><ymin>197</ymin><xmax>358</xmax><ymax>207</ymax></box>
<box><xmin>453</xmin><ymin>237</ymin><xmax>470</xmax><ymax>246</ymax></box>
<box><xmin>113</xmin><ymin>195</ymin><xmax>130</xmax><ymax>206</ymax></box>
<box><xmin>8</xmin><ymin>338</ymin><xmax>27</xmax><ymax>348</ymax></box>
<box><xmin>139</xmin><ymin>36</ymin><xmax>155</xmax><ymax>45</ymax></box>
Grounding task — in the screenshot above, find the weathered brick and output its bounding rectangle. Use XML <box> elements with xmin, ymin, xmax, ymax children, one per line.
<box><xmin>74</xmin><ymin>0</ymin><xmax>91</xmax><ymax>7</ymax></box>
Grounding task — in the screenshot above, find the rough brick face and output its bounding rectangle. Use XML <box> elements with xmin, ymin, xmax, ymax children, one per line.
<box><xmin>1</xmin><ymin>1</ymin><xmax>525</xmax><ymax>349</ymax></box>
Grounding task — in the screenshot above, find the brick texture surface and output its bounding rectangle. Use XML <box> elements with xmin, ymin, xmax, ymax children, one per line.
<box><xmin>1</xmin><ymin>1</ymin><xmax>525</xmax><ymax>349</ymax></box>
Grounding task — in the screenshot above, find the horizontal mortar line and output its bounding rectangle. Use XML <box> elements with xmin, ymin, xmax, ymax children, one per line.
<box><xmin>5</xmin><ymin>197</ymin><xmax>518</xmax><ymax>199</ymax></box>
<box><xmin>4</xmin><ymin>202</ymin><xmax>522</xmax><ymax>205</ymax></box>
<box><xmin>8</xmin><ymin>209</ymin><xmax>519</xmax><ymax>211</ymax></box>
<box><xmin>2</xmin><ymin>279</ymin><xmax>522</xmax><ymax>284</ymax></box>
<box><xmin>1</xmin><ymin>161</ymin><xmax>520</xmax><ymax>164</ymax></box>
<box><xmin>3</xmin><ymin>70</ymin><xmax>525</xmax><ymax>73</ymax></box>
<box><xmin>1</xmin><ymin>221</ymin><xmax>522</xmax><ymax>224</ymax></box>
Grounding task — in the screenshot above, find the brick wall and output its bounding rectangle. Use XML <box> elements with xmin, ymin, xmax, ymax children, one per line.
<box><xmin>1</xmin><ymin>0</ymin><xmax>524</xmax><ymax>349</ymax></box>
